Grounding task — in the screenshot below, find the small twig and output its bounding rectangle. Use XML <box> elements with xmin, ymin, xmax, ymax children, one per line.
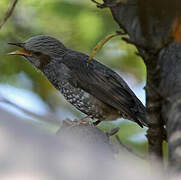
<box><xmin>91</xmin><ymin>0</ymin><xmax>136</xmax><ymax>9</ymax></box>
<box><xmin>91</xmin><ymin>0</ymin><xmax>122</xmax><ymax>8</ymax></box>
<box><xmin>91</xmin><ymin>0</ymin><xmax>103</xmax><ymax>6</ymax></box>
<box><xmin>88</xmin><ymin>31</ymin><xmax>125</xmax><ymax>62</ymax></box>
<box><xmin>0</xmin><ymin>95</ymin><xmax>60</xmax><ymax>124</ymax></box>
<box><xmin>0</xmin><ymin>0</ymin><xmax>19</xmax><ymax>29</ymax></box>
<box><xmin>115</xmin><ymin>135</ymin><xmax>145</xmax><ymax>159</ymax></box>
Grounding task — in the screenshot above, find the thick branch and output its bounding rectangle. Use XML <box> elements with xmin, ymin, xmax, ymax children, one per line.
<box><xmin>145</xmin><ymin>57</ymin><xmax>164</xmax><ymax>160</ymax></box>
<box><xmin>99</xmin><ymin>0</ymin><xmax>165</xmax><ymax>161</ymax></box>
<box><xmin>97</xmin><ymin>0</ymin><xmax>181</xmax><ymax>171</ymax></box>
<box><xmin>159</xmin><ymin>42</ymin><xmax>181</xmax><ymax>171</ymax></box>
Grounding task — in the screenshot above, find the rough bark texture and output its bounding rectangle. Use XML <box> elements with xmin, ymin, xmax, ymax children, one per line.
<box><xmin>100</xmin><ymin>0</ymin><xmax>181</xmax><ymax>169</ymax></box>
<box><xmin>159</xmin><ymin>42</ymin><xmax>181</xmax><ymax>171</ymax></box>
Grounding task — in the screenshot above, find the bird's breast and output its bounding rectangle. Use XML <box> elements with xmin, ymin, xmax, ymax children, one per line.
<box><xmin>59</xmin><ymin>80</ymin><xmax>119</xmax><ymax>121</ymax></box>
<box><xmin>43</xmin><ymin>62</ymin><xmax>120</xmax><ymax>121</ymax></box>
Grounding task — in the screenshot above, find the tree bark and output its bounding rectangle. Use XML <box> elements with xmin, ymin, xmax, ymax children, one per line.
<box><xmin>98</xmin><ymin>0</ymin><xmax>181</xmax><ymax>170</ymax></box>
<box><xmin>159</xmin><ymin>42</ymin><xmax>181</xmax><ymax>171</ymax></box>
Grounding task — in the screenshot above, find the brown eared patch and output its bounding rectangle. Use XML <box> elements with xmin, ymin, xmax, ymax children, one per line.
<box><xmin>39</xmin><ymin>54</ymin><xmax>51</xmax><ymax>69</ymax></box>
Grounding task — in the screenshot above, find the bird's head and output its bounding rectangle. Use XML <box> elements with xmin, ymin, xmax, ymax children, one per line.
<box><xmin>8</xmin><ymin>35</ymin><xmax>67</xmax><ymax>69</ymax></box>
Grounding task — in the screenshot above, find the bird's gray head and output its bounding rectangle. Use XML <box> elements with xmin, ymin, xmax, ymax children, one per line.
<box><xmin>8</xmin><ymin>35</ymin><xmax>67</xmax><ymax>69</ymax></box>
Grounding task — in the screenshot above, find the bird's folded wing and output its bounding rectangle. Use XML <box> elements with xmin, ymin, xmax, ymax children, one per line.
<box><xmin>62</xmin><ymin>53</ymin><xmax>144</xmax><ymax>119</ymax></box>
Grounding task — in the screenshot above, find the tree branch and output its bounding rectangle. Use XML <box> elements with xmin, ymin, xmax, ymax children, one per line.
<box><xmin>0</xmin><ymin>0</ymin><xmax>19</xmax><ymax>29</ymax></box>
<box><xmin>158</xmin><ymin>42</ymin><xmax>181</xmax><ymax>172</ymax></box>
<box><xmin>0</xmin><ymin>93</ymin><xmax>60</xmax><ymax>125</ymax></box>
<box><xmin>99</xmin><ymin>0</ymin><xmax>164</xmax><ymax>162</ymax></box>
<box><xmin>93</xmin><ymin>0</ymin><xmax>181</xmax><ymax>172</ymax></box>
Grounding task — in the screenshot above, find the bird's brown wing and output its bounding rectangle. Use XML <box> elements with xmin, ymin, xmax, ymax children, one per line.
<box><xmin>62</xmin><ymin>52</ymin><xmax>146</xmax><ymax>127</ymax></box>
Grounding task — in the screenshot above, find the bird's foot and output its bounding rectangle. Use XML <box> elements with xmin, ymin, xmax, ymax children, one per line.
<box><xmin>62</xmin><ymin>117</ymin><xmax>102</xmax><ymax>127</ymax></box>
<box><xmin>65</xmin><ymin>115</ymin><xmax>93</xmax><ymax>127</ymax></box>
<box><xmin>62</xmin><ymin>118</ymin><xmax>92</xmax><ymax>128</ymax></box>
<box><xmin>78</xmin><ymin>115</ymin><xmax>93</xmax><ymax>126</ymax></box>
<box><xmin>80</xmin><ymin>115</ymin><xmax>92</xmax><ymax>121</ymax></box>
<box><xmin>75</xmin><ymin>116</ymin><xmax>102</xmax><ymax>127</ymax></box>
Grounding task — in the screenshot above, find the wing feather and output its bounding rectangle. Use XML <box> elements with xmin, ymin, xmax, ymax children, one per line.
<box><xmin>62</xmin><ymin>51</ymin><xmax>145</xmax><ymax>124</ymax></box>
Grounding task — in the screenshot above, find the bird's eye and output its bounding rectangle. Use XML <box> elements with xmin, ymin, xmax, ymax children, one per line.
<box><xmin>34</xmin><ymin>52</ymin><xmax>42</xmax><ymax>56</ymax></box>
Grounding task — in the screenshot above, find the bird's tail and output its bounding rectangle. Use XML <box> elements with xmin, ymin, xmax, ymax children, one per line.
<box><xmin>136</xmin><ymin>111</ymin><xmax>148</xmax><ymax>128</ymax></box>
<box><xmin>133</xmin><ymin>104</ymin><xmax>148</xmax><ymax>128</ymax></box>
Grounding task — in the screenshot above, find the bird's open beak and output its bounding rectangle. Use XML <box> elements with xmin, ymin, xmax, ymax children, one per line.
<box><xmin>8</xmin><ymin>42</ymin><xmax>25</xmax><ymax>47</ymax></box>
<box><xmin>8</xmin><ymin>49</ymin><xmax>32</xmax><ymax>56</ymax></box>
<box><xmin>8</xmin><ymin>42</ymin><xmax>31</xmax><ymax>56</ymax></box>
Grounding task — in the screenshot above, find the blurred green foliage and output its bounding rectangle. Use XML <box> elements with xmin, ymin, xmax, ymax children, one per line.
<box><xmin>0</xmin><ymin>0</ymin><xmax>148</xmax><ymax>158</ymax></box>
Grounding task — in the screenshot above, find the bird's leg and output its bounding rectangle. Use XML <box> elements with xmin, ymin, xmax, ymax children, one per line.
<box><xmin>61</xmin><ymin>117</ymin><xmax>92</xmax><ymax>128</ymax></box>
<box><xmin>75</xmin><ymin>115</ymin><xmax>93</xmax><ymax>126</ymax></box>
<box><xmin>80</xmin><ymin>114</ymin><xmax>92</xmax><ymax>120</ymax></box>
<box><xmin>79</xmin><ymin>116</ymin><xmax>102</xmax><ymax>126</ymax></box>
<box><xmin>63</xmin><ymin>116</ymin><xmax>101</xmax><ymax>127</ymax></box>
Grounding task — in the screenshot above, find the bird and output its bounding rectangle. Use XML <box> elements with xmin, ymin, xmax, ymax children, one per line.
<box><xmin>8</xmin><ymin>35</ymin><xmax>148</xmax><ymax>127</ymax></box>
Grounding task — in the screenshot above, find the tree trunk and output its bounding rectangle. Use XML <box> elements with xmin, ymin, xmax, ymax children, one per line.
<box><xmin>99</xmin><ymin>0</ymin><xmax>181</xmax><ymax>170</ymax></box>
